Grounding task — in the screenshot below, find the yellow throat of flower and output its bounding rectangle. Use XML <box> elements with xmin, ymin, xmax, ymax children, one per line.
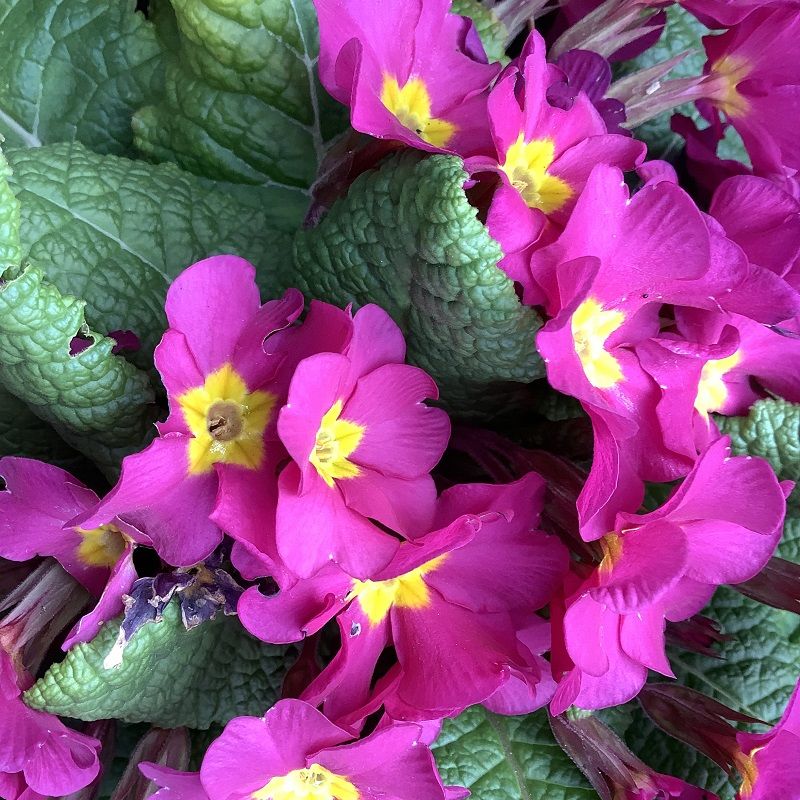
<box><xmin>500</xmin><ymin>134</ymin><xmax>573</xmax><ymax>213</ymax></box>
<box><xmin>347</xmin><ymin>555</ymin><xmax>446</xmax><ymax>625</ymax></box>
<box><xmin>570</xmin><ymin>298</ymin><xmax>626</xmax><ymax>389</ymax></box>
<box><xmin>709</xmin><ymin>56</ymin><xmax>752</xmax><ymax>118</ymax></box>
<box><xmin>380</xmin><ymin>74</ymin><xmax>456</xmax><ymax>148</ymax></box>
<box><xmin>694</xmin><ymin>350</ymin><xmax>741</xmax><ymax>418</ymax></box>
<box><xmin>74</xmin><ymin>523</ymin><xmax>127</xmax><ymax>568</ymax></box>
<box><xmin>252</xmin><ymin>764</ymin><xmax>359</xmax><ymax>800</ymax></box>
<box><xmin>309</xmin><ymin>400</ymin><xmax>365</xmax><ymax>488</ymax></box>
<box><xmin>733</xmin><ymin>747</ymin><xmax>760</xmax><ymax>798</ymax></box>
<box><xmin>178</xmin><ymin>363</ymin><xmax>275</xmax><ymax>475</ymax></box>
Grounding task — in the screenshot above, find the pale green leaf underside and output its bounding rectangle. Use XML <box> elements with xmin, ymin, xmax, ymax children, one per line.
<box><xmin>6</xmin><ymin>141</ymin><xmax>304</xmax><ymax>369</ymax></box>
<box><xmin>433</xmin><ymin>707</ymin><xmax>594</xmax><ymax>800</ymax></box>
<box><xmin>0</xmin><ymin>0</ymin><xmax>164</xmax><ymax>154</ymax></box>
<box><xmin>450</xmin><ymin>0</ymin><xmax>508</xmax><ymax>63</ymax></box>
<box><xmin>25</xmin><ymin>604</ymin><xmax>294</xmax><ymax>730</ymax></box>
<box><xmin>293</xmin><ymin>152</ymin><xmax>544</xmax><ymax>409</ymax></box>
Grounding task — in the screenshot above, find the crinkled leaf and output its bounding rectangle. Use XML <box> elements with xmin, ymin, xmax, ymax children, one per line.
<box><xmin>717</xmin><ymin>398</ymin><xmax>800</xmax><ymax>483</ymax></box>
<box><xmin>450</xmin><ymin>0</ymin><xmax>508</xmax><ymax>63</ymax></box>
<box><xmin>0</xmin><ymin>146</ymin><xmax>20</xmax><ymax>266</ymax></box>
<box><xmin>0</xmin><ymin>385</ymin><xmax>85</xmax><ymax>467</ymax></box>
<box><xmin>133</xmin><ymin>0</ymin><xmax>346</xmax><ymax>192</ymax></box>
<box><xmin>432</xmin><ymin>707</ymin><xmax>594</xmax><ymax>799</ymax></box>
<box><xmin>24</xmin><ymin>603</ymin><xmax>295</xmax><ymax>730</ymax></box>
<box><xmin>0</xmin><ymin>263</ymin><xmax>156</xmax><ymax>474</ymax></box>
<box><xmin>293</xmin><ymin>152</ymin><xmax>544</xmax><ymax>409</ymax></box>
<box><xmin>0</xmin><ymin>0</ymin><xmax>164</xmax><ymax>154</ymax></box>
<box><xmin>5</xmin><ymin>141</ymin><xmax>304</xmax><ymax>369</ymax></box>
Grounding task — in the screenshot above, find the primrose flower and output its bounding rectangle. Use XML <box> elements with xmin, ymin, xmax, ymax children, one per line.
<box><xmin>702</xmin><ymin>8</ymin><xmax>800</xmax><ymax>184</ymax></box>
<box><xmin>471</xmin><ymin>32</ymin><xmax>644</xmax><ymax>280</ymax></box>
<box><xmin>0</xmin><ymin>612</ymin><xmax>100</xmax><ymax>800</ymax></box>
<box><xmin>140</xmin><ymin>698</ymin><xmax>460</xmax><ymax>800</ymax></box>
<box><xmin>637</xmin><ymin>309</ymin><xmax>800</xmax><ymax>465</ymax></box>
<box><xmin>276</xmin><ymin>304</ymin><xmax>450</xmax><ymax>578</ymax></box>
<box><xmin>733</xmin><ymin>678</ymin><xmax>800</xmax><ymax>799</ymax></box>
<box><xmin>314</xmin><ymin>0</ymin><xmax>500</xmax><ymax>156</ymax></box>
<box><xmin>0</xmin><ymin>458</ymin><xmax>148</xmax><ymax>649</ymax></box>
<box><xmin>241</xmin><ymin>475</ymin><xmax>568</xmax><ymax>722</ymax></box>
<box><xmin>550</xmin><ymin>437</ymin><xmax>788</xmax><ymax>713</ymax></box>
<box><xmin>74</xmin><ymin>257</ymin><xmax>352</xmax><ymax>567</ymax></box>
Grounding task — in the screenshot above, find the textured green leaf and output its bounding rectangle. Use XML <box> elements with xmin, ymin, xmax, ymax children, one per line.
<box><xmin>717</xmin><ymin>398</ymin><xmax>800</xmax><ymax>483</ymax></box>
<box><xmin>450</xmin><ymin>0</ymin><xmax>508</xmax><ymax>63</ymax></box>
<box><xmin>0</xmin><ymin>0</ymin><xmax>164</xmax><ymax>154</ymax></box>
<box><xmin>133</xmin><ymin>0</ymin><xmax>345</xmax><ymax>192</ymax></box>
<box><xmin>432</xmin><ymin>707</ymin><xmax>594</xmax><ymax>799</ymax></box>
<box><xmin>0</xmin><ymin>385</ymin><xmax>85</xmax><ymax>467</ymax></box>
<box><xmin>6</xmin><ymin>141</ymin><xmax>304</xmax><ymax>368</ymax></box>
<box><xmin>293</xmin><ymin>152</ymin><xmax>544</xmax><ymax>409</ymax></box>
<box><xmin>0</xmin><ymin>262</ymin><xmax>156</xmax><ymax>474</ymax></box>
<box><xmin>0</xmin><ymin>147</ymin><xmax>20</xmax><ymax>266</ymax></box>
<box><xmin>24</xmin><ymin>604</ymin><xmax>294</xmax><ymax>729</ymax></box>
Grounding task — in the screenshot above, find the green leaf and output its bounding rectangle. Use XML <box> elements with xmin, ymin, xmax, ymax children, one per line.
<box><xmin>292</xmin><ymin>152</ymin><xmax>544</xmax><ymax>410</ymax></box>
<box><xmin>0</xmin><ymin>262</ymin><xmax>156</xmax><ymax>474</ymax></box>
<box><xmin>450</xmin><ymin>0</ymin><xmax>508</xmax><ymax>63</ymax></box>
<box><xmin>717</xmin><ymin>398</ymin><xmax>800</xmax><ymax>483</ymax></box>
<box><xmin>432</xmin><ymin>707</ymin><xmax>594</xmax><ymax>799</ymax></box>
<box><xmin>133</xmin><ymin>0</ymin><xmax>346</xmax><ymax>192</ymax></box>
<box><xmin>0</xmin><ymin>145</ymin><xmax>20</xmax><ymax>266</ymax></box>
<box><xmin>5</xmin><ymin>141</ymin><xmax>305</xmax><ymax>369</ymax></box>
<box><xmin>24</xmin><ymin>603</ymin><xmax>295</xmax><ymax>730</ymax></box>
<box><xmin>0</xmin><ymin>385</ymin><xmax>85</xmax><ymax>467</ymax></box>
<box><xmin>0</xmin><ymin>0</ymin><xmax>164</xmax><ymax>154</ymax></box>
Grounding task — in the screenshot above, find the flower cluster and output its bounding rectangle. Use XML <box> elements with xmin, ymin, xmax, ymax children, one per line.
<box><xmin>1</xmin><ymin>0</ymin><xmax>800</xmax><ymax>797</ymax></box>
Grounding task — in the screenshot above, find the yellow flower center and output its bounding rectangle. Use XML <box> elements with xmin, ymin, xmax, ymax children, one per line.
<box><xmin>252</xmin><ymin>764</ymin><xmax>359</xmax><ymax>800</ymax></box>
<box><xmin>570</xmin><ymin>298</ymin><xmax>626</xmax><ymax>389</ymax></box>
<box><xmin>598</xmin><ymin>532</ymin><xmax>623</xmax><ymax>576</ymax></box>
<box><xmin>733</xmin><ymin>747</ymin><xmax>760</xmax><ymax>798</ymax></box>
<box><xmin>347</xmin><ymin>555</ymin><xmax>446</xmax><ymax>625</ymax></box>
<box><xmin>710</xmin><ymin>56</ymin><xmax>751</xmax><ymax>118</ymax></box>
<box><xmin>694</xmin><ymin>350</ymin><xmax>741</xmax><ymax>418</ymax></box>
<box><xmin>74</xmin><ymin>524</ymin><xmax>127</xmax><ymax>568</ymax></box>
<box><xmin>309</xmin><ymin>400</ymin><xmax>365</xmax><ymax>488</ymax></box>
<box><xmin>177</xmin><ymin>363</ymin><xmax>275</xmax><ymax>475</ymax></box>
<box><xmin>380</xmin><ymin>74</ymin><xmax>456</xmax><ymax>148</ymax></box>
<box><xmin>500</xmin><ymin>134</ymin><xmax>573</xmax><ymax>213</ymax></box>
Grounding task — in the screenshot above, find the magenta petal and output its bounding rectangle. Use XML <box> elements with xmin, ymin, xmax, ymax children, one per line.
<box><xmin>619</xmin><ymin>605</ymin><xmax>674</xmax><ymax>677</ymax></box>
<box><xmin>164</xmin><ymin>255</ymin><xmax>261</xmax><ymax>375</ymax></box>
<box><xmin>426</xmin><ymin>477</ymin><xmax>568</xmax><ymax>613</ymax></box>
<box><xmin>316</xmin><ymin>724</ymin><xmax>447</xmax><ymax>800</ymax></box>
<box><xmin>392</xmin><ymin>597</ymin><xmax>520</xmax><ymax>715</ymax></box>
<box><xmin>0</xmin><ymin>690</ymin><xmax>100</xmax><ymax>796</ymax></box>
<box><xmin>340</xmin><ymin>472</ymin><xmax>437</xmax><ymax>539</ymax></box>
<box><xmin>276</xmin><ymin>464</ymin><xmax>399</xmax><ymax>579</ymax></box>
<box><xmin>345</xmin><ymin>364</ymin><xmax>450</xmax><ymax>478</ymax></box>
<box><xmin>303</xmin><ymin>605</ymin><xmax>390</xmax><ymax>725</ymax></box>
<box><xmin>153</xmin><ymin>329</ymin><xmax>203</xmax><ymax>411</ymax></box>
<box><xmin>346</xmin><ymin>304</ymin><xmax>407</xmax><ymax>380</ymax></box>
<box><xmin>590</xmin><ymin>521</ymin><xmax>689</xmax><ymax>614</ymax></box>
<box><xmin>201</xmin><ymin>701</ymin><xmax>351</xmax><ymax>798</ymax></box>
<box><xmin>138</xmin><ymin>765</ymin><xmax>209</xmax><ymax>800</ymax></box>
<box><xmin>62</xmin><ymin>544</ymin><xmax>138</xmax><ymax>650</ymax></box>
<box><xmin>211</xmin><ymin>455</ymin><xmax>281</xmax><ymax>561</ymax></box>
<box><xmin>237</xmin><ymin>564</ymin><xmax>351</xmax><ymax>644</ymax></box>
<box><xmin>278</xmin><ymin>353</ymin><xmax>353</xmax><ymax>474</ymax></box>
<box><xmin>0</xmin><ymin>457</ymin><xmax>106</xmax><ymax>594</ymax></box>
<box><xmin>232</xmin><ymin>288</ymin><xmax>305</xmax><ymax>390</ymax></box>
<box><xmin>71</xmin><ymin>436</ymin><xmax>221</xmax><ymax>567</ymax></box>
<box><xmin>563</xmin><ymin>594</ymin><xmax>610</xmax><ymax>677</ymax></box>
